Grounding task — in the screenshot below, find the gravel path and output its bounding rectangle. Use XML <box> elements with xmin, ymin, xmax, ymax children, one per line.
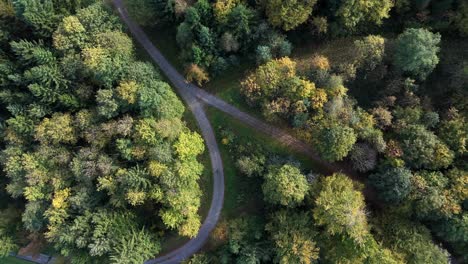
<box><xmin>113</xmin><ymin>1</ymin><xmax>224</xmax><ymax>263</ymax></box>
<box><xmin>113</xmin><ymin>1</ymin><xmax>358</xmax><ymax>262</ymax></box>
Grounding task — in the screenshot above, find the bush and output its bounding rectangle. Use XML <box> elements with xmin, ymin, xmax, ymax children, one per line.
<box><xmin>185</xmin><ymin>64</ymin><xmax>210</xmax><ymax>86</ymax></box>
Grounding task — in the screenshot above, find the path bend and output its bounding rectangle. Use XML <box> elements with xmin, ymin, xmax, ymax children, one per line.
<box><xmin>113</xmin><ymin>1</ymin><xmax>224</xmax><ymax>263</ymax></box>
<box><xmin>113</xmin><ymin>1</ymin><xmax>357</xmax><ymax>262</ymax></box>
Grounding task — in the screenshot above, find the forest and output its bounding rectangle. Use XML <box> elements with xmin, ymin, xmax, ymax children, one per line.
<box><xmin>0</xmin><ymin>0</ymin><xmax>206</xmax><ymax>263</ymax></box>
<box><xmin>0</xmin><ymin>0</ymin><xmax>467</xmax><ymax>264</ymax></box>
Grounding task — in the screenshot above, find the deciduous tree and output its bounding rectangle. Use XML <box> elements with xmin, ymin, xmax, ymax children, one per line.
<box><xmin>369</xmin><ymin>167</ymin><xmax>412</xmax><ymax>204</ymax></box>
<box><xmin>262</xmin><ymin>164</ymin><xmax>308</xmax><ymax>207</ymax></box>
<box><xmin>311</xmin><ymin>119</ymin><xmax>357</xmax><ymax>162</ymax></box>
<box><xmin>266</xmin><ymin>210</ymin><xmax>319</xmax><ymax>264</ymax></box>
<box><xmin>264</xmin><ymin>0</ymin><xmax>317</xmax><ymax>31</ymax></box>
<box><xmin>393</xmin><ymin>28</ymin><xmax>441</xmax><ymax>80</ymax></box>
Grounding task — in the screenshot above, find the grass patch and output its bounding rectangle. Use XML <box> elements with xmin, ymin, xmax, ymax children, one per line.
<box><xmin>292</xmin><ymin>37</ymin><xmax>359</xmax><ymax>70</ymax></box>
<box><xmin>141</xmin><ymin>25</ymin><xmax>185</xmax><ymax>73</ymax></box>
<box><xmin>1</xmin><ymin>257</ymin><xmax>34</xmax><ymax>264</ymax></box>
<box><xmin>206</xmin><ymin>106</ymin><xmax>328</xmax><ymax>218</ymax></box>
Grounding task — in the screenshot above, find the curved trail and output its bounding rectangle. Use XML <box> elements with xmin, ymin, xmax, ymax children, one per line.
<box><xmin>114</xmin><ymin>1</ymin><xmax>224</xmax><ymax>263</ymax></box>
<box><xmin>113</xmin><ymin>1</ymin><xmax>357</xmax><ymax>262</ymax></box>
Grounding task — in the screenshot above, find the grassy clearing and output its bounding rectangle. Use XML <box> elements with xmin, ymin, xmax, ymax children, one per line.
<box><xmin>206</xmin><ymin>106</ymin><xmax>329</xmax><ymax>218</ymax></box>
<box><xmin>292</xmin><ymin>37</ymin><xmax>359</xmax><ymax>70</ymax></box>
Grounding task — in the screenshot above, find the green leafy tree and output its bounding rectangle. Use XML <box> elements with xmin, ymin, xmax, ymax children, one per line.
<box><xmin>256</xmin><ymin>45</ymin><xmax>272</xmax><ymax>64</ymax></box>
<box><xmin>266</xmin><ymin>210</ymin><xmax>319</xmax><ymax>264</ymax></box>
<box><xmin>393</xmin><ymin>28</ymin><xmax>441</xmax><ymax>80</ymax></box>
<box><xmin>433</xmin><ymin>213</ymin><xmax>468</xmax><ymax>260</ymax></box>
<box><xmin>75</xmin><ymin>3</ymin><xmax>121</xmax><ymax>34</ymax></box>
<box><xmin>369</xmin><ymin>167</ymin><xmax>413</xmax><ymax>204</ymax></box>
<box><xmin>311</xmin><ymin>119</ymin><xmax>357</xmax><ymax>162</ymax></box>
<box><xmin>53</xmin><ymin>15</ymin><xmax>87</xmax><ymax>52</ymax></box>
<box><xmin>262</xmin><ymin>163</ymin><xmax>308</xmax><ymax>207</ymax></box>
<box><xmin>398</xmin><ymin>124</ymin><xmax>454</xmax><ymax>169</ymax></box>
<box><xmin>354</xmin><ymin>35</ymin><xmax>385</xmax><ymax>71</ymax></box>
<box><xmin>374</xmin><ymin>215</ymin><xmax>450</xmax><ymax>264</ymax></box>
<box><xmin>35</xmin><ymin>113</ymin><xmax>76</xmax><ymax>145</ymax></box>
<box><xmin>110</xmin><ymin>229</ymin><xmax>161</xmax><ymax>264</ymax></box>
<box><xmin>0</xmin><ymin>235</ymin><xmax>18</xmax><ymax>257</ymax></box>
<box><xmin>313</xmin><ymin>174</ymin><xmax>403</xmax><ymax>263</ymax></box>
<box><xmin>438</xmin><ymin>110</ymin><xmax>467</xmax><ymax>156</ymax></box>
<box><xmin>226</xmin><ymin>4</ymin><xmax>255</xmax><ymax>47</ymax></box>
<box><xmin>96</xmin><ymin>89</ymin><xmax>119</xmax><ymax>119</ymax></box>
<box><xmin>138</xmin><ymin>80</ymin><xmax>185</xmax><ymax>119</ymax></box>
<box><xmin>216</xmin><ymin>216</ymin><xmax>272</xmax><ymax>262</ymax></box>
<box><xmin>13</xmin><ymin>0</ymin><xmax>60</xmax><ymax>37</ymax></box>
<box><xmin>264</xmin><ymin>0</ymin><xmax>318</xmax><ymax>31</ymax></box>
<box><xmin>410</xmin><ymin>171</ymin><xmax>462</xmax><ymax>220</ymax></box>
<box><xmin>331</xmin><ymin>0</ymin><xmax>393</xmax><ymax>30</ymax></box>
<box><xmin>313</xmin><ymin>173</ymin><xmax>368</xmax><ymax>243</ymax></box>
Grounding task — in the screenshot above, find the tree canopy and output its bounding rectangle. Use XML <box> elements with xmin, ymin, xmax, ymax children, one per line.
<box><xmin>262</xmin><ymin>163</ymin><xmax>309</xmax><ymax>207</ymax></box>
<box><xmin>393</xmin><ymin>28</ymin><xmax>441</xmax><ymax>80</ymax></box>
<box><xmin>0</xmin><ymin>2</ymin><xmax>205</xmax><ymax>262</ymax></box>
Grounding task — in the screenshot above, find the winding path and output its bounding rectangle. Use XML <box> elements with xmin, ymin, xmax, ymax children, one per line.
<box><xmin>114</xmin><ymin>1</ymin><xmax>224</xmax><ymax>263</ymax></box>
<box><xmin>113</xmin><ymin>1</ymin><xmax>356</xmax><ymax>262</ymax></box>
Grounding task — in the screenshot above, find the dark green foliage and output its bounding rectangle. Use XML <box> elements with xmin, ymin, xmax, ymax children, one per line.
<box><xmin>213</xmin><ymin>216</ymin><xmax>272</xmax><ymax>263</ymax></box>
<box><xmin>433</xmin><ymin>213</ymin><xmax>468</xmax><ymax>260</ymax></box>
<box><xmin>138</xmin><ymin>80</ymin><xmax>185</xmax><ymax>119</ymax></box>
<box><xmin>311</xmin><ymin>119</ymin><xmax>357</xmax><ymax>162</ymax></box>
<box><xmin>393</xmin><ymin>28</ymin><xmax>441</xmax><ymax>80</ymax></box>
<box><xmin>167</xmin><ymin>0</ymin><xmax>291</xmax><ymax>79</ymax></box>
<box><xmin>398</xmin><ymin>124</ymin><xmax>454</xmax><ymax>170</ymax></box>
<box><xmin>374</xmin><ymin>216</ymin><xmax>450</xmax><ymax>264</ymax></box>
<box><xmin>0</xmin><ymin>206</ymin><xmax>22</xmax><ymax>257</ymax></box>
<box><xmin>370</xmin><ymin>167</ymin><xmax>413</xmax><ymax>204</ymax></box>
<box><xmin>13</xmin><ymin>0</ymin><xmax>60</xmax><ymax>37</ymax></box>
<box><xmin>256</xmin><ymin>45</ymin><xmax>272</xmax><ymax>64</ymax></box>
